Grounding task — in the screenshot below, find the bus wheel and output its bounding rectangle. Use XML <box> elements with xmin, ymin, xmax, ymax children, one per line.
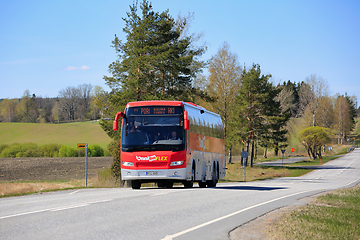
<box><xmin>184</xmin><ymin>168</ymin><xmax>194</xmax><ymax>188</ymax></box>
<box><xmin>131</xmin><ymin>180</ymin><xmax>141</xmax><ymax>189</ymax></box>
<box><xmin>157</xmin><ymin>181</ymin><xmax>165</xmax><ymax>188</ymax></box>
<box><xmin>165</xmin><ymin>181</ymin><xmax>173</xmax><ymax>188</ymax></box>
<box><xmin>207</xmin><ymin>166</ymin><xmax>217</xmax><ymax>188</ymax></box>
<box><xmin>198</xmin><ymin>181</ymin><xmax>206</xmax><ymax>188</ymax></box>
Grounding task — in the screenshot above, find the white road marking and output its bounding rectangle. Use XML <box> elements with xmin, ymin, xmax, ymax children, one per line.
<box><xmin>345</xmin><ymin>177</ymin><xmax>360</xmax><ymax>187</ymax></box>
<box><xmin>161</xmin><ymin>190</ymin><xmax>312</xmax><ymax>240</ymax></box>
<box><xmin>0</xmin><ymin>208</ymin><xmax>51</xmax><ymax>219</ymax></box>
<box><xmin>151</xmin><ymin>192</ymin><xmax>170</xmax><ymax>196</ymax></box>
<box><xmin>51</xmin><ymin>203</ymin><xmax>90</xmax><ymax>212</ymax></box>
<box><xmin>0</xmin><ymin>199</ymin><xmax>113</xmax><ymax>220</ymax></box>
<box><xmin>151</xmin><ymin>188</ymin><xmax>194</xmax><ymax>196</ymax></box>
<box><xmin>69</xmin><ymin>190</ymin><xmax>81</xmax><ymax>195</ymax></box>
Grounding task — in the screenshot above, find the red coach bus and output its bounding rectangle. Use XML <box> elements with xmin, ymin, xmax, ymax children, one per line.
<box><xmin>113</xmin><ymin>101</ymin><xmax>225</xmax><ymax>189</ymax></box>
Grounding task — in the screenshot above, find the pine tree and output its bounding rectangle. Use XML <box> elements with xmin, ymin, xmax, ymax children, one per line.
<box><xmin>261</xmin><ymin>85</ymin><xmax>291</xmax><ymax>157</ymax></box>
<box><xmin>102</xmin><ymin>1</ymin><xmax>207</xmax><ymax>181</ymax></box>
<box><xmin>104</xmin><ymin>0</ymin><xmax>205</xmax><ymax>102</ymax></box>
<box><xmin>101</xmin><ymin>0</ymin><xmax>206</xmax><ymax>139</ymax></box>
<box><xmin>345</xmin><ymin>95</ymin><xmax>357</xmax><ymax>132</ymax></box>
<box><xmin>199</xmin><ymin>42</ymin><xmax>242</xmax><ymax>162</ymax></box>
<box><xmin>232</xmin><ymin>64</ymin><xmax>290</xmax><ymax>166</ymax></box>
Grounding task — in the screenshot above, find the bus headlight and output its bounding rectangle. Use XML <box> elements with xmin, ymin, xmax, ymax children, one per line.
<box><xmin>122</xmin><ymin>161</ymin><xmax>134</xmax><ymax>167</ymax></box>
<box><xmin>170</xmin><ymin>161</ymin><xmax>184</xmax><ymax>166</ymax></box>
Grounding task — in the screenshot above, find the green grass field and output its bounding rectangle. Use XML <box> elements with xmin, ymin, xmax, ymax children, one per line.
<box><xmin>272</xmin><ymin>184</ymin><xmax>360</xmax><ymax>239</ymax></box>
<box><xmin>0</xmin><ymin>121</ymin><xmax>112</xmax><ymax>149</ymax></box>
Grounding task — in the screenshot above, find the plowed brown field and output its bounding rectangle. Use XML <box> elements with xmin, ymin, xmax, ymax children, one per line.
<box><xmin>0</xmin><ymin>157</ymin><xmax>113</xmax><ymax>181</ymax></box>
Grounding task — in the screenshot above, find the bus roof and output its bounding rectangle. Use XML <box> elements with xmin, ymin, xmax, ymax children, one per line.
<box><xmin>126</xmin><ymin>101</ymin><xmax>184</xmax><ymax>108</ymax></box>
<box><xmin>183</xmin><ymin>102</ymin><xmax>221</xmax><ymax>118</ymax></box>
<box><xmin>126</xmin><ymin>101</ymin><xmax>206</xmax><ymax>110</ymax></box>
<box><xmin>125</xmin><ymin>101</ymin><xmax>220</xmax><ymax>117</ymax></box>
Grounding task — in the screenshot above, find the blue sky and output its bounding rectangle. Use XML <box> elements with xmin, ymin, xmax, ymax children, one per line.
<box><xmin>1</xmin><ymin>0</ymin><xmax>359</xmax><ymax>104</ymax></box>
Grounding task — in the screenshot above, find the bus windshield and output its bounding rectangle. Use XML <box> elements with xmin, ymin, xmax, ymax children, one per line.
<box><xmin>121</xmin><ymin>115</ymin><xmax>185</xmax><ymax>152</ymax></box>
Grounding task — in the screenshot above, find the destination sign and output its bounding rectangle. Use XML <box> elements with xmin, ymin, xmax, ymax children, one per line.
<box><xmin>127</xmin><ymin>106</ymin><xmax>182</xmax><ymax>115</ymax></box>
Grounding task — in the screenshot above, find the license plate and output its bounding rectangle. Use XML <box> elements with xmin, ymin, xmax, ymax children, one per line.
<box><xmin>146</xmin><ymin>171</ymin><xmax>157</xmax><ymax>176</ymax></box>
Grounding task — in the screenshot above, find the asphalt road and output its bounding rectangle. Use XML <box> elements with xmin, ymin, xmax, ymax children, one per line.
<box><xmin>256</xmin><ymin>155</ymin><xmax>345</xmax><ymax>167</ymax></box>
<box><xmin>256</xmin><ymin>156</ymin><xmax>308</xmax><ymax>166</ymax></box>
<box><xmin>1</xmin><ymin>149</ymin><xmax>359</xmax><ymax>240</ymax></box>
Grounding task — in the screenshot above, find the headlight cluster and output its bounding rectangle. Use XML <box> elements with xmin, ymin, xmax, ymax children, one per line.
<box><xmin>122</xmin><ymin>161</ymin><xmax>134</xmax><ymax>166</ymax></box>
<box><xmin>170</xmin><ymin>161</ymin><xmax>184</xmax><ymax>166</ymax></box>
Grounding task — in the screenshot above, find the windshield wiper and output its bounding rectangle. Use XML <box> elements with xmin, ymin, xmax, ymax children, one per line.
<box><xmin>123</xmin><ymin>144</ymin><xmax>184</xmax><ymax>152</ymax></box>
<box><xmin>123</xmin><ymin>146</ymin><xmax>158</xmax><ymax>152</ymax></box>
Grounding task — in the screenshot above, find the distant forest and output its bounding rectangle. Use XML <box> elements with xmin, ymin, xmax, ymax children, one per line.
<box><xmin>0</xmin><ymin>84</ymin><xmax>107</xmax><ymax>123</ymax></box>
<box><xmin>1</xmin><ymin>81</ymin><xmax>359</xmax><ymax>125</ymax></box>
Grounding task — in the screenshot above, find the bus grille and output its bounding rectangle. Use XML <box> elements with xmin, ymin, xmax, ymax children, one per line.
<box><xmin>137</xmin><ymin>162</ymin><xmax>168</xmax><ymax>168</ymax></box>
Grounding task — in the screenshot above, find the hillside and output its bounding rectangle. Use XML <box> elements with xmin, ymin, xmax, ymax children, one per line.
<box><xmin>0</xmin><ymin>121</ymin><xmax>112</xmax><ymax>149</ymax></box>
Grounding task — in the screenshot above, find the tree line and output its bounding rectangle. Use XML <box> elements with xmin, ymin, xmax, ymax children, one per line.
<box><xmin>100</xmin><ymin>1</ymin><xmax>358</xmax><ymax>172</ymax></box>
<box><xmin>198</xmin><ymin>46</ymin><xmax>357</xmax><ymax>162</ymax></box>
<box><xmin>277</xmin><ymin>78</ymin><xmax>357</xmax><ymax>143</ymax></box>
<box><xmin>0</xmin><ymin>84</ymin><xmax>108</xmax><ymax>123</ymax></box>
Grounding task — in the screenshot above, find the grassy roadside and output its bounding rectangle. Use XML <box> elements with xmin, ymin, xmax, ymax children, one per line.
<box><xmin>221</xmin><ymin>155</ymin><xmax>343</xmax><ymax>183</ymax></box>
<box><xmin>269</xmin><ymin>184</ymin><xmax>360</xmax><ymax>239</ymax></box>
<box><xmin>222</xmin><ymin>163</ymin><xmax>311</xmax><ymax>182</ymax></box>
<box><xmin>0</xmin><ymin>182</ymin><xmax>86</xmax><ymax>198</ymax></box>
<box><xmin>0</xmin><ymin>168</ymin><xmax>118</xmax><ymax>198</ymax></box>
<box><xmin>234</xmin><ymin>152</ymin><xmax>360</xmax><ymax>239</ymax></box>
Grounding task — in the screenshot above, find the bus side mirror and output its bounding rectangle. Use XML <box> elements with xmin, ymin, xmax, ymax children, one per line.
<box><xmin>113</xmin><ymin>120</ymin><xmax>119</xmax><ymax>131</ymax></box>
<box><xmin>184</xmin><ymin>120</ymin><xmax>190</xmax><ymax>130</ymax></box>
<box><xmin>113</xmin><ymin>112</ymin><xmax>125</xmax><ymax>131</ymax></box>
<box><xmin>184</xmin><ymin>111</ymin><xmax>190</xmax><ymax>130</ymax></box>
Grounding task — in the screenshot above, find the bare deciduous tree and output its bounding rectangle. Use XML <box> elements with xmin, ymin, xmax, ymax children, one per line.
<box><xmin>200</xmin><ymin>42</ymin><xmax>242</xmax><ymax>162</ymax></box>
<box><xmin>58</xmin><ymin>87</ymin><xmax>78</xmax><ymax>121</ymax></box>
<box><xmin>77</xmin><ymin>84</ymin><xmax>92</xmax><ymax>120</ymax></box>
<box><xmin>58</xmin><ymin>84</ymin><xmax>93</xmax><ymax>122</ymax></box>
<box><xmin>315</xmin><ymin>96</ymin><xmax>334</xmax><ymax>128</ymax></box>
<box><xmin>0</xmin><ymin>99</ymin><xmax>19</xmax><ymax>122</ymax></box>
<box><xmin>90</xmin><ymin>86</ymin><xmax>107</xmax><ymax>120</ymax></box>
<box><xmin>298</xmin><ymin>74</ymin><xmax>329</xmax><ymax>126</ymax></box>
<box><xmin>335</xmin><ymin>95</ymin><xmax>351</xmax><ymax>144</ymax></box>
<box><xmin>275</xmin><ymin>86</ymin><xmax>295</xmax><ymax>113</ymax></box>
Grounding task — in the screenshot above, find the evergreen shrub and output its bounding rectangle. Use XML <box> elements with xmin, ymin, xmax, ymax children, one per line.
<box><xmin>0</xmin><ymin>144</ymin><xmax>8</xmax><ymax>154</ymax></box>
<box><xmin>89</xmin><ymin>144</ymin><xmax>104</xmax><ymax>157</ymax></box>
<box><xmin>41</xmin><ymin>143</ymin><xmax>61</xmax><ymax>157</ymax></box>
<box><xmin>1</xmin><ymin>143</ymin><xmax>21</xmax><ymax>158</ymax></box>
<box><xmin>58</xmin><ymin>145</ymin><xmax>76</xmax><ymax>157</ymax></box>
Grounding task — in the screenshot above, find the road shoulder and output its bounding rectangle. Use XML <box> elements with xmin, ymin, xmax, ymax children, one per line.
<box><xmin>229</xmin><ymin>194</ymin><xmax>319</xmax><ymax>240</ymax></box>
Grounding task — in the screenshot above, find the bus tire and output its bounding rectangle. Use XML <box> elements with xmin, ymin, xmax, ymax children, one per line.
<box><xmin>131</xmin><ymin>180</ymin><xmax>141</xmax><ymax>189</ymax></box>
<box><xmin>207</xmin><ymin>164</ymin><xmax>218</xmax><ymax>188</ymax></box>
<box><xmin>198</xmin><ymin>181</ymin><xmax>206</xmax><ymax>188</ymax></box>
<box><xmin>184</xmin><ymin>166</ymin><xmax>195</xmax><ymax>188</ymax></box>
<box><xmin>165</xmin><ymin>181</ymin><xmax>173</xmax><ymax>188</ymax></box>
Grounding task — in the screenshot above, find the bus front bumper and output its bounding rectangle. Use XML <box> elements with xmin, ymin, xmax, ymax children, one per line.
<box><xmin>121</xmin><ymin>168</ymin><xmax>187</xmax><ymax>181</ymax></box>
